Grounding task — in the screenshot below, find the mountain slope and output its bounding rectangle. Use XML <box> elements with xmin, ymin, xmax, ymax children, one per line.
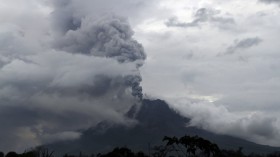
<box><xmin>47</xmin><ymin>99</ymin><xmax>280</xmax><ymax>155</ymax></box>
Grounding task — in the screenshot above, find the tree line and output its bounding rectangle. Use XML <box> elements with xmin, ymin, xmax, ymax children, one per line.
<box><xmin>1</xmin><ymin>135</ymin><xmax>280</xmax><ymax>157</ymax></box>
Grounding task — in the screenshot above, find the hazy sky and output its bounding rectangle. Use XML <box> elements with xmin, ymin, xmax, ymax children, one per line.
<box><xmin>0</xmin><ymin>0</ymin><xmax>280</xmax><ymax>152</ymax></box>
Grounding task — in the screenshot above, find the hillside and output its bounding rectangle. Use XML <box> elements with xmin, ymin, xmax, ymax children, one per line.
<box><xmin>47</xmin><ymin>99</ymin><xmax>280</xmax><ymax>155</ymax></box>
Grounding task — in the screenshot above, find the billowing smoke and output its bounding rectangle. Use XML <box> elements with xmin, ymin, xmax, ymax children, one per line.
<box><xmin>52</xmin><ymin>14</ymin><xmax>146</xmax><ymax>99</ymax></box>
<box><xmin>51</xmin><ymin>0</ymin><xmax>146</xmax><ymax>99</ymax></box>
<box><xmin>53</xmin><ymin>14</ymin><xmax>146</xmax><ymax>63</ymax></box>
<box><xmin>0</xmin><ymin>0</ymin><xmax>146</xmax><ymax>152</ymax></box>
<box><xmin>52</xmin><ymin>13</ymin><xmax>146</xmax><ymax>99</ymax></box>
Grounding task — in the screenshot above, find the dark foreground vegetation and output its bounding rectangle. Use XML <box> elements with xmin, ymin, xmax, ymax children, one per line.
<box><xmin>2</xmin><ymin>135</ymin><xmax>280</xmax><ymax>157</ymax></box>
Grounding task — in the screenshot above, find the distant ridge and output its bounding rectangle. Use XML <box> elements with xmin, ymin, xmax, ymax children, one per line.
<box><xmin>47</xmin><ymin>99</ymin><xmax>280</xmax><ymax>155</ymax></box>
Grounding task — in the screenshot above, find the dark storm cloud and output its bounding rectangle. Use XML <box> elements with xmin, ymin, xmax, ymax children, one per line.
<box><xmin>223</xmin><ymin>37</ymin><xmax>262</xmax><ymax>55</ymax></box>
<box><xmin>165</xmin><ymin>8</ymin><xmax>235</xmax><ymax>29</ymax></box>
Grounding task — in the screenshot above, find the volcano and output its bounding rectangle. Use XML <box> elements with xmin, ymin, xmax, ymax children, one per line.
<box><xmin>47</xmin><ymin>99</ymin><xmax>280</xmax><ymax>155</ymax></box>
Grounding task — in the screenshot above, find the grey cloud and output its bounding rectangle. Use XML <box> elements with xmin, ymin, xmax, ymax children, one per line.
<box><xmin>259</xmin><ymin>0</ymin><xmax>280</xmax><ymax>5</ymax></box>
<box><xmin>165</xmin><ymin>17</ymin><xmax>197</xmax><ymax>28</ymax></box>
<box><xmin>165</xmin><ymin>8</ymin><xmax>235</xmax><ymax>29</ymax></box>
<box><xmin>246</xmin><ymin>116</ymin><xmax>277</xmax><ymax>138</ymax></box>
<box><xmin>169</xmin><ymin>98</ymin><xmax>280</xmax><ymax>146</ymax></box>
<box><xmin>223</xmin><ymin>37</ymin><xmax>262</xmax><ymax>55</ymax></box>
<box><xmin>51</xmin><ymin>0</ymin><xmax>81</xmax><ymax>34</ymax></box>
<box><xmin>132</xmin><ymin>0</ymin><xmax>280</xmax><ymax>148</ymax></box>
<box><xmin>0</xmin><ymin>51</ymin><xmax>141</xmax><ymax>151</ymax></box>
<box><xmin>193</xmin><ymin>8</ymin><xmax>235</xmax><ymax>24</ymax></box>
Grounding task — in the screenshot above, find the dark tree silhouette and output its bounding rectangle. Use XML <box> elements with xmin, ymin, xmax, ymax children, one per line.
<box><xmin>3</xmin><ymin>135</ymin><xmax>280</xmax><ymax>157</ymax></box>
<box><xmin>34</xmin><ymin>147</ymin><xmax>54</xmax><ymax>157</ymax></box>
<box><xmin>20</xmin><ymin>151</ymin><xmax>36</xmax><ymax>157</ymax></box>
<box><xmin>162</xmin><ymin>135</ymin><xmax>220</xmax><ymax>157</ymax></box>
<box><xmin>0</xmin><ymin>152</ymin><xmax>4</xmax><ymax>157</ymax></box>
<box><xmin>5</xmin><ymin>152</ymin><xmax>18</xmax><ymax>157</ymax></box>
<box><xmin>15</xmin><ymin>147</ymin><xmax>55</xmax><ymax>157</ymax></box>
<box><xmin>99</xmin><ymin>147</ymin><xmax>148</xmax><ymax>157</ymax></box>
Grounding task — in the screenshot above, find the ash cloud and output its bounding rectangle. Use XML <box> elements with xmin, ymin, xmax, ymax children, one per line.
<box><xmin>0</xmin><ymin>0</ymin><xmax>146</xmax><ymax>152</ymax></box>
<box><xmin>53</xmin><ymin>15</ymin><xmax>146</xmax><ymax>63</ymax></box>
<box><xmin>165</xmin><ymin>8</ymin><xmax>235</xmax><ymax>29</ymax></box>
<box><xmin>51</xmin><ymin>0</ymin><xmax>146</xmax><ymax>99</ymax></box>
<box><xmin>52</xmin><ymin>13</ymin><xmax>146</xmax><ymax>99</ymax></box>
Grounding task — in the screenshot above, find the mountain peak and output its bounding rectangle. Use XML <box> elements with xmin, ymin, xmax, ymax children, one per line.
<box><xmin>136</xmin><ymin>99</ymin><xmax>189</xmax><ymax>127</ymax></box>
<box><xmin>46</xmin><ymin>99</ymin><xmax>280</xmax><ymax>155</ymax></box>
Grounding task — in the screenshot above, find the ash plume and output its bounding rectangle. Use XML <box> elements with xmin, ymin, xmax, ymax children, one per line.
<box><xmin>51</xmin><ymin>1</ymin><xmax>146</xmax><ymax>99</ymax></box>
<box><xmin>0</xmin><ymin>0</ymin><xmax>146</xmax><ymax>152</ymax></box>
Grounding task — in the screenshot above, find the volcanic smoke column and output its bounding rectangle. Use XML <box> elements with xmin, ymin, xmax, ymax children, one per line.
<box><xmin>52</xmin><ymin>4</ymin><xmax>146</xmax><ymax>100</ymax></box>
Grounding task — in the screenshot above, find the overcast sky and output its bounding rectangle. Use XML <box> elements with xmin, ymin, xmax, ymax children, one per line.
<box><xmin>0</xmin><ymin>0</ymin><xmax>280</xmax><ymax>152</ymax></box>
